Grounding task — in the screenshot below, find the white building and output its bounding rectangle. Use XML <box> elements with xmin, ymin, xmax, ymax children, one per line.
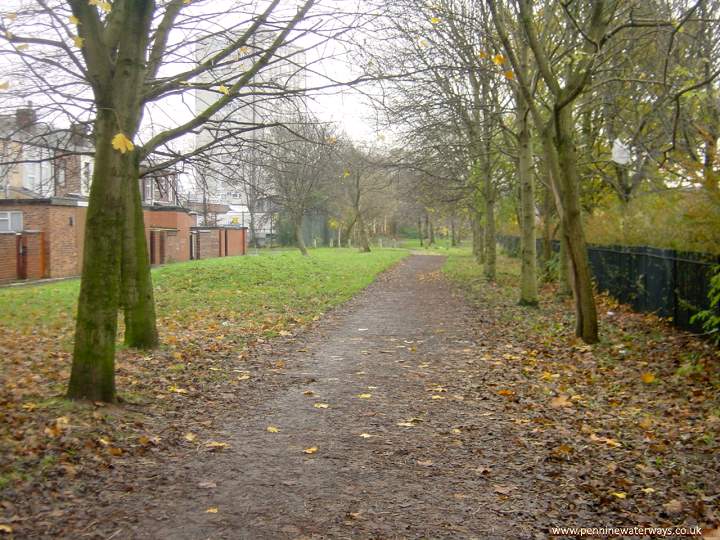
<box><xmin>189</xmin><ymin>35</ymin><xmax>308</xmax><ymax>244</ymax></box>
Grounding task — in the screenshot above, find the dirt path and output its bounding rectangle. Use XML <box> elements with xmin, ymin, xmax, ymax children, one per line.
<box><xmin>115</xmin><ymin>255</ymin><xmax>546</xmax><ymax>539</ymax></box>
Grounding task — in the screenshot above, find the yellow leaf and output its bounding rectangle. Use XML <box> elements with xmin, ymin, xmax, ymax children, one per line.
<box><xmin>430</xmin><ymin>395</ymin><xmax>445</xmax><ymax>400</ymax></box>
<box><xmin>16</xmin><ymin>44</ymin><xmax>28</xmax><ymax>51</ymax></box>
<box><xmin>112</xmin><ymin>133</ymin><xmax>135</xmax><ymax>154</ymax></box>
<box><xmin>417</xmin><ymin>459</ymin><xmax>433</xmax><ymax>466</ymax></box>
<box><xmin>109</xmin><ymin>446</ymin><xmax>123</xmax><ymax>456</ymax></box>
<box><xmin>396</xmin><ymin>422</ymin><xmax>415</xmax><ymax>427</ymax></box>
<box><xmin>73</xmin><ymin>35</ymin><xmax>84</xmax><ymax>48</ymax></box>
<box><xmin>219</xmin><ymin>85</ymin><xmax>229</xmax><ymax>95</ymax></box>
<box><xmin>206</xmin><ymin>507</ymin><xmax>218</xmax><ymax>513</ymax></box>
<box><xmin>430</xmin><ymin>17</ymin><xmax>441</xmax><ymax>24</ymax></box>
<box><xmin>356</xmin><ymin>393</ymin><xmax>372</xmax><ymax>399</ymax></box>
<box><xmin>69</xmin><ymin>15</ymin><xmax>80</xmax><ymax>25</ymax></box>
<box><xmin>138</xmin><ymin>435</ymin><xmax>150</xmax><ymax>446</ymax></box>
<box><xmin>168</xmin><ymin>385</ymin><xmax>187</xmax><ymax>394</ymax></box>
<box><xmin>184</xmin><ymin>0</ymin><xmax>192</xmax><ymax>4</ymax></box>
<box><xmin>313</xmin><ymin>403</ymin><xmax>329</xmax><ymax>409</ymax></box>
<box><xmin>184</xmin><ymin>432</ymin><xmax>197</xmax><ymax>442</ymax></box>
<box><xmin>359</xmin><ymin>433</ymin><xmax>373</xmax><ymax>438</ymax></box>
<box><xmin>303</xmin><ymin>390</ymin><xmax>315</xmax><ymax>396</ymax></box>
<box><xmin>5</xmin><ymin>13</ymin><xmax>17</xmax><ymax>21</ymax></box>
<box><xmin>236</xmin><ymin>374</ymin><xmax>250</xmax><ymax>381</ymax></box>
<box><xmin>641</xmin><ymin>372</ymin><xmax>656</xmax><ymax>384</ymax></box>
<box><xmin>504</xmin><ymin>70</ymin><xmax>514</xmax><ymax>80</ymax></box>
<box><xmin>303</xmin><ymin>446</ymin><xmax>318</xmax><ymax>454</ymax></box>
<box><xmin>89</xmin><ymin>0</ymin><xmax>112</xmax><ymax>13</ymax></box>
<box><xmin>0</xmin><ymin>524</ymin><xmax>13</xmax><ymax>533</ymax></box>
<box><xmin>641</xmin><ymin>487</ymin><xmax>655</xmax><ymax>494</ymax></box>
<box><xmin>478</xmin><ymin>51</ymin><xmax>487</xmax><ymax>59</ymax></box>
<box><xmin>611</xmin><ymin>492</ymin><xmax>626</xmax><ymax>499</ymax></box>
<box><xmin>497</xmin><ymin>389</ymin><xmax>514</xmax><ymax>397</ymax></box>
<box><xmin>492</xmin><ymin>54</ymin><xmax>505</xmax><ymax>65</ymax></box>
<box><xmin>266</xmin><ymin>425</ymin><xmax>280</xmax><ymax>433</ymax></box>
<box><xmin>451</xmin><ymin>428</ymin><xmax>462</xmax><ymax>434</ymax></box>
<box><xmin>343</xmin><ymin>169</ymin><xmax>351</xmax><ymax>177</ymax></box>
<box><xmin>205</xmin><ymin>441</ymin><xmax>229</xmax><ymax>450</ymax></box>
<box><xmin>550</xmin><ymin>395</ymin><xmax>572</xmax><ymax>408</ymax></box>
<box><xmin>0</xmin><ymin>82</ymin><xmax>9</xmax><ymax>91</ymax></box>
<box><xmin>98</xmin><ymin>436</ymin><xmax>110</xmax><ymax>446</ymax></box>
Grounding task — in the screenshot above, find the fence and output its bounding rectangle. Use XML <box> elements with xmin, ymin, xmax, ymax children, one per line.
<box><xmin>497</xmin><ymin>235</ymin><xmax>719</xmax><ymax>333</ymax></box>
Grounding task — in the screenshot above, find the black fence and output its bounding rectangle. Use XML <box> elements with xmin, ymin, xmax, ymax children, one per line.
<box><xmin>497</xmin><ymin>235</ymin><xmax>719</xmax><ymax>333</ymax></box>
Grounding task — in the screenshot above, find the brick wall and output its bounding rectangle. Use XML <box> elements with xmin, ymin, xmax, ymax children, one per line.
<box><xmin>226</xmin><ymin>228</ymin><xmax>246</xmax><ymax>256</ymax></box>
<box><xmin>24</xmin><ymin>232</ymin><xmax>44</xmax><ymax>279</ymax></box>
<box><xmin>47</xmin><ymin>206</ymin><xmax>84</xmax><ymax>277</ymax></box>
<box><xmin>0</xmin><ymin>234</ymin><xmax>17</xmax><ymax>282</ymax></box>
<box><xmin>144</xmin><ymin>208</ymin><xmax>194</xmax><ymax>263</ymax></box>
<box><xmin>196</xmin><ymin>229</ymin><xmax>219</xmax><ymax>259</ymax></box>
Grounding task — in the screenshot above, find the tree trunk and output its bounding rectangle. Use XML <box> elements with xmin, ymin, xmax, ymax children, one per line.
<box><xmin>554</xmin><ymin>107</ymin><xmax>598</xmax><ymax>342</ymax></box>
<box><xmin>418</xmin><ymin>217</ymin><xmax>423</xmax><ymax>247</ymax></box>
<box><xmin>295</xmin><ymin>215</ymin><xmax>308</xmax><ymax>256</ymax></box>
<box><xmin>450</xmin><ymin>217</ymin><xmax>457</xmax><ymax>246</ymax></box>
<box><xmin>517</xmin><ymin>79</ymin><xmax>538</xmax><ymax>306</ymax></box>
<box><xmin>428</xmin><ymin>220</ymin><xmax>435</xmax><ymax>245</ymax></box>
<box><xmin>248</xmin><ymin>210</ymin><xmax>259</xmax><ymax>248</ymax></box>
<box><xmin>557</xmin><ymin>225</ymin><xmax>571</xmax><ymax>297</ymax></box>
<box><xmin>67</xmin><ymin>111</ymin><xmax>125</xmax><ymax>402</ymax></box>
<box><xmin>541</xmin><ymin>183</ymin><xmax>553</xmax><ymax>282</ymax></box>
<box><xmin>122</xmin><ymin>160</ymin><xmax>158</xmax><ymax>349</ymax></box>
<box><xmin>357</xmin><ymin>212</ymin><xmax>371</xmax><ymax>253</ymax></box>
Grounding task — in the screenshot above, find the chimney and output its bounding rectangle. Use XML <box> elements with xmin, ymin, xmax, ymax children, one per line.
<box><xmin>15</xmin><ymin>104</ymin><xmax>36</xmax><ymax>129</ymax></box>
<box><xmin>70</xmin><ymin>122</ymin><xmax>90</xmax><ymax>146</ymax></box>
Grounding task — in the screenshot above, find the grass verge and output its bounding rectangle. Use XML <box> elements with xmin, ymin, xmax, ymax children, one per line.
<box><xmin>443</xmin><ymin>250</ymin><xmax>719</xmax><ymax>529</ymax></box>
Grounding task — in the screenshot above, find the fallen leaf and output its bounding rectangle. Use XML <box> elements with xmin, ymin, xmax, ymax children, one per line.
<box><xmin>266</xmin><ymin>426</ymin><xmax>280</xmax><ymax>433</ymax></box>
<box><xmin>663</xmin><ymin>499</ymin><xmax>683</xmax><ymax>514</ymax></box>
<box><xmin>303</xmin><ymin>390</ymin><xmax>315</xmax><ymax>396</ymax></box>
<box><xmin>313</xmin><ymin>403</ymin><xmax>329</xmax><ymax>409</ymax></box>
<box><xmin>303</xmin><ymin>446</ymin><xmax>318</xmax><ymax>454</ymax></box>
<box><xmin>0</xmin><ymin>525</ymin><xmax>13</xmax><ymax>533</ymax></box>
<box><xmin>205</xmin><ymin>441</ymin><xmax>230</xmax><ymax>450</ymax></box>
<box><xmin>206</xmin><ymin>507</ymin><xmax>218</xmax><ymax>513</ymax></box>
<box><xmin>184</xmin><ymin>432</ymin><xmax>197</xmax><ymax>442</ymax></box>
<box><xmin>550</xmin><ymin>395</ymin><xmax>572</xmax><ymax>408</ymax></box>
<box><xmin>198</xmin><ymin>481</ymin><xmax>217</xmax><ymax>489</ymax></box>
<box><xmin>417</xmin><ymin>459</ymin><xmax>433</xmax><ymax>466</ymax></box>
<box><xmin>612</xmin><ymin>492</ymin><xmax>627</xmax><ymax>499</ymax></box>
<box><xmin>641</xmin><ymin>372</ymin><xmax>656</xmax><ymax>384</ymax></box>
<box><xmin>356</xmin><ymin>393</ymin><xmax>372</xmax><ymax>399</ymax></box>
<box><xmin>493</xmin><ymin>484</ymin><xmax>513</xmax><ymax>495</ymax></box>
<box><xmin>359</xmin><ymin>433</ymin><xmax>373</xmax><ymax>438</ymax></box>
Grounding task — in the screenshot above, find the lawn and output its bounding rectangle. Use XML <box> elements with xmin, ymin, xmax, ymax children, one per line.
<box><xmin>0</xmin><ymin>248</ymin><xmax>406</xmax><ymax>496</ymax></box>
<box><xmin>0</xmin><ymin>247</ymin><xmax>407</xmax><ymax>336</ymax></box>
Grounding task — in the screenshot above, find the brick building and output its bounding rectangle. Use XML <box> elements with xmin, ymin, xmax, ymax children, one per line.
<box><xmin>0</xmin><ymin>198</ymin><xmax>248</xmax><ymax>283</ymax></box>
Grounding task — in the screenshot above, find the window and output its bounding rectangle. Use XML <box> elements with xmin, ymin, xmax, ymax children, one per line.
<box><xmin>143</xmin><ymin>179</ymin><xmax>153</xmax><ymax>201</ymax></box>
<box><xmin>0</xmin><ymin>211</ymin><xmax>23</xmax><ymax>232</ymax></box>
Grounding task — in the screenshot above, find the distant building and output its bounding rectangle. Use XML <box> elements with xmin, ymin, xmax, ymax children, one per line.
<box><xmin>0</xmin><ymin>105</ymin><xmax>181</xmax><ymax>207</ymax></box>
<box><xmin>0</xmin><ymin>106</ymin><xmax>94</xmax><ymax>200</ymax></box>
<box><xmin>188</xmin><ymin>36</ymin><xmax>307</xmax><ymax>245</ymax></box>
